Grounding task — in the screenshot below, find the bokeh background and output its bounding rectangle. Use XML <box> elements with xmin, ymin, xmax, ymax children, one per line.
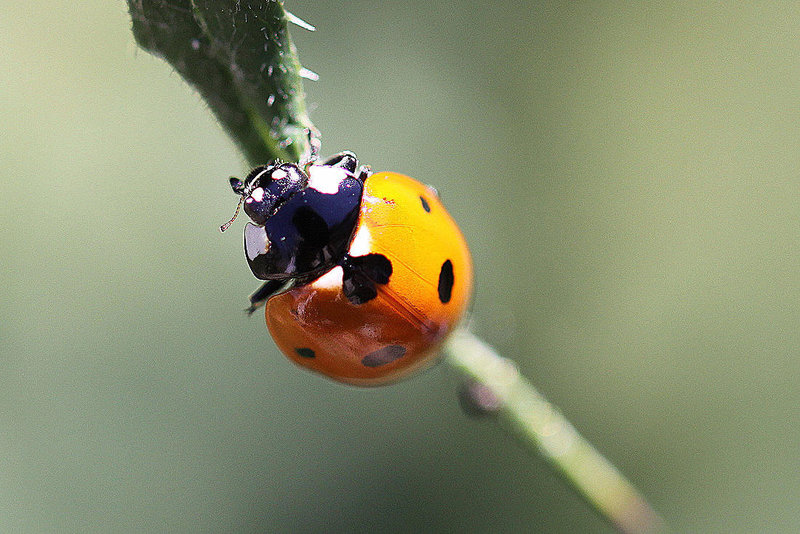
<box><xmin>3</xmin><ymin>2</ymin><xmax>800</xmax><ymax>532</ymax></box>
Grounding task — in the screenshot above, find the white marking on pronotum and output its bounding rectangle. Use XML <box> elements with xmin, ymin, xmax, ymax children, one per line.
<box><xmin>285</xmin><ymin>11</ymin><xmax>316</xmax><ymax>31</ymax></box>
<box><xmin>298</xmin><ymin>67</ymin><xmax>320</xmax><ymax>81</ymax></box>
<box><xmin>312</xmin><ymin>266</ymin><xmax>344</xmax><ymax>290</ymax></box>
<box><xmin>307</xmin><ymin>166</ymin><xmax>344</xmax><ymax>194</ymax></box>
<box><xmin>348</xmin><ymin>224</ymin><xmax>372</xmax><ymax>257</ymax></box>
<box><xmin>270</xmin><ymin>168</ymin><xmax>288</xmax><ymax>181</ymax></box>
<box><xmin>245</xmin><ymin>223</ymin><xmax>270</xmax><ymax>260</ymax></box>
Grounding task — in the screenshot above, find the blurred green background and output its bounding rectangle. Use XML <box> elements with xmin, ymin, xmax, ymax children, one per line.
<box><xmin>3</xmin><ymin>2</ymin><xmax>800</xmax><ymax>532</ymax></box>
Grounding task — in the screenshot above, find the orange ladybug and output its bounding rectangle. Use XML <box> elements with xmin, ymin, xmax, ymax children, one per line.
<box><xmin>222</xmin><ymin>152</ymin><xmax>472</xmax><ymax>385</ymax></box>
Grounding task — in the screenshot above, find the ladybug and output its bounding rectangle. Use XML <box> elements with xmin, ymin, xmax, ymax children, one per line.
<box><xmin>222</xmin><ymin>151</ymin><xmax>472</xmax><ymax>386</ymax></box>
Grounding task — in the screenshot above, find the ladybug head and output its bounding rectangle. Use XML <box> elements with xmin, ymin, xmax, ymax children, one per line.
<box><xmin>229</xmin><ymin>162</ymin><xmax>308</xmax><ymax>227</ymax></box>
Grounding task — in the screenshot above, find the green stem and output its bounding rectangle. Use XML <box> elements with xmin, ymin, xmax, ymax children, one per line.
<box><xmin>127</xmin><ymin>0</ymin><xmax>313</xmax><ymax>165</ymax></box>
<box><xmin>443</xmin><ymin>328</ymin><xmax>668</xmax><ymax>534</ymax></box>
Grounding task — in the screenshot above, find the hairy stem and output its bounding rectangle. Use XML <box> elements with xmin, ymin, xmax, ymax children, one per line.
<box><xmin>127</xmin><ymin>0</ymin><xmax>313</xmax><ymax>165</ymax></box>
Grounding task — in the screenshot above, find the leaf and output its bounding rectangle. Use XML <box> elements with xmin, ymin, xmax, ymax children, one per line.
<box><xmin>127</xmin><ymin>0</ymin><xmax>313</xmax><ymax>165</ymax></box>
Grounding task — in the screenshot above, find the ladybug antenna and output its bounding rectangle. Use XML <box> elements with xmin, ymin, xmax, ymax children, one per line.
<box><xmin>220</xmin><ymin>195</ymin><xmax>244</xmax><ymax>233</ymax></box>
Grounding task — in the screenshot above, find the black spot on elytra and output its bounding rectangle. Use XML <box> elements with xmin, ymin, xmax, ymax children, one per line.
<box><xmin>420</xmin><ymin>195</ymin><xmax>431</xmax><ymax>213</ymax></box>
<box><xmin>362</xmin><ymin>345</ymin><xmax>406</xmax><ymax>367</ymax></box>
<box><xmin>295</xmin><ymin>348</ymin><xmax>316</xmax><ymax>358</ymax></box>
<box><xmin>438</xmin><ymin>260</ymin><xmax>454</xmax><ymax>304</ymax></box>
<box><xmin>341</xmin><ymin>254</ymin><xmax>393</xmax><ymax>305</ymax></box>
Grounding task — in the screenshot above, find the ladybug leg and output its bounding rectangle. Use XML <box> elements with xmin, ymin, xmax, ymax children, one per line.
<box><xmin>356</xmin><ymin>165</ymin><xmax>372</xmax><ymax>181</ymax></box>
<box><xmin>246</xmin><ymin>279</ymin><xmax>291</xmax><ymax>315</ymax></box>
<box><xmin>340</xmin><ymin>253</ymin><xmax>393</xmax><ymax>305</ymax></box>
<box><xmin>319</xmin><ymin>151</ymin><xmax>371</xmax><ymax>181</ymax></box>
<box><xmin>321</xmin><ymin>151</ymin><xmax>359</xmax><ymax>173</ymax></box>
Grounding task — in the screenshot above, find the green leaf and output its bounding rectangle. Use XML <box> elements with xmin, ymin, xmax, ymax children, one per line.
<box><xmin>127</xmin><ymin>0</ymin><xmax>313</xmax><ymax>165</ymax></box>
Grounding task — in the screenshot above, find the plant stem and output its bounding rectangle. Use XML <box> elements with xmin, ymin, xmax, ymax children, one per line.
<box><xmin>443</xmin><ymin>328</ymin><xmax>668</xmax><ymax>534</ymax></box>
<box><xmin>128</xmin><ymin>0</ymin><xmax>312</xmax><ymax>165</ymax></box>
